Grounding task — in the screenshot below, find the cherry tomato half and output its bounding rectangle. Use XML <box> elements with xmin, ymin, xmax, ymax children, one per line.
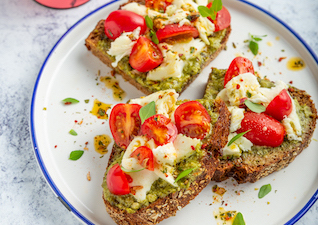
<box><xmin>109</xmin><ymin>103</ymin><xmax>142</xmax><ymax>149</ymax></box>
<box><xmin>265</xmin><ymin>89</ymin><xmax>293</xmax><ymax>121</ymax></box>
<box><xmin>156</xmin><ymin>24</ymin><xmax>199</xmax><ymax>43</ymax></box>
<box><xmin>129</xmin><ymin>36</ymin><xmax>163</xmax><ymax>72</ymax></box>
<box><xmin>130</xmin><ymin>146</ymin><xmax>155</xmax><ymax>171</ymax></box>
<box><xmin>106</xmin><ymin>164</ymin><xmax>130</xmax><ymax>195</ymax></box>
<box><xmin>104</xmin><ymin>10</ymin><xmax>147</xmax><ymax>40</ymax></box>
<box><xmin>145</xmin><ymin>0</ymin><xmax>173</xmax><ymax>12</ymax></box>
<box><xmin>224</xmin><ymin>57</ymin><xmax>255</xmax><ymax>87</ymax></box>
<box><xmin>141</xmin><ymin>114</ymin><xmax>178</xmax><ymax>146</ymax></box>
<box><xmin>207</xmin><ymin>3</ymin><xmax>231</xmax><ymax>32</ymax></box>
<box><xmin>174</xmin><ymin>101</ymin><xmax>211</xmax><ymax>139</ymax></box>
<box><xmin>236</xmin><ymin>112</ymin><xmax>285</xmax><ymax>147</ymax></box>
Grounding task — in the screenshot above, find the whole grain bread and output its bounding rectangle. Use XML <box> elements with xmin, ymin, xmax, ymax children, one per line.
<box><xmin>204</xmin><ymin>68</ymin><xmax>318</xmax><ymax>184</ymax></box>
<box><xmin>85</xmin><ymin>1</ymin><xmax>231</xmax><ymax>95</ymax></box>
<box><xmin>102</xmin><ymin>98</ymin><xmax>230</xmax><ymax>224</ymax></box>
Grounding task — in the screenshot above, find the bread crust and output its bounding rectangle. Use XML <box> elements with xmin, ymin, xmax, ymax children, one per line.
<box><xmin>102</xmin><ymin>99</ymin><xmax>230</xmax><ymax>224</ymax></box>
<box><xmin>205</xmin><ymin>69</ymin><xmax>318</xmax><ymax>184</ymax></box>
<box><xmin>85</xmin><ymin>19</ymin><xmax>231</xmax><ymax>95</ymax></box>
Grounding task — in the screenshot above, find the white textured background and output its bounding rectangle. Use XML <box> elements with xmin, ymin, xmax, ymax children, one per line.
<box><xmin>0</xmin><ymin>0</ymin><xmax>317</xmax><ymax>224</ymax></box>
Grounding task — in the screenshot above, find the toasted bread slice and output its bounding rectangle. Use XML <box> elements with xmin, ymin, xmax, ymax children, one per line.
<box><xmin>101</xmin><ymin>96</ymin><xmax>230</xmax><ymax>224</ymax></box>
<box><xmin>85</xmin><ymin>0</ymin><xmax>231</xmax><ymax>95</ymax></box>
<box><xmin>204</xmin><ymin>68</ymin><xmax>317</xmax><ymax>184</ymax></box>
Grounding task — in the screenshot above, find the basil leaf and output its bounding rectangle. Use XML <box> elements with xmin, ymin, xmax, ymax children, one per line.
<box><xmin>121</xmin><ymin>166</ymin><xmax>145</xmax><ymax>173</ymax></box>
<box><xmin>198</xmin><ymin>6</ymin><xmax>212</xmax><ymax>17</ymax></box>
<box><xmin>258</xmin><ymin>184</ymin><xmax>272</xmax><ymax>198</ymax></box>
<box><xmin>139</xmin><ymin>101</ymin><xmax>156</xmax><ymax>123</ymax></box>
<box><xmin>69</xmin><ymin>129</ymin><xmax>77</xmax><ymax>136</ymax></box>
<box><xmin>152</xmin><ymin>33</ymin><xmax>159</xmax><ymax>44</ymax></box>
<box><xmin>211</xmin><ymin>0</ymin><xmax>223</xmax><ymax>14</ymax></box>
<box><xmin>233</xmin><ymin>212</ymin><xmax>245</xmax><ymax>225</ymax></box>
<box><xmin>252</xmin><ymin>37</ymin><xmax>263</xmax><ymax>41</ymax></box>
<box><xmin>69</xmin><ymin>150</ymin><xmax>84</xmax><ymax>160</ymax></box>
<box><xmin>145</xmin><ymin>15</ymin><xmax>153</xmax><ymax>30</ymax></box>
<box><xmin>249</xmin><ymin>40</ymin><xmax>259</xmax><ymax>55</ymax></box>
<box><xmin>227</xmin><ymin>130</ymin><xmax>251</xmax><ymax>146</ymax></box>
<box><xmin>175</xmin><ymin>168</ymin><xmax>195</xmax><ymax>183</ymax></box>
<box><xmin>244</xmin><ymin>100</ymin><xmax>266</xmax><ymax>113</ymax></box>
<box><xmin>62</xmin><ymin>98</ymin><xmax>79</xmax><ymax>104</ymax></box>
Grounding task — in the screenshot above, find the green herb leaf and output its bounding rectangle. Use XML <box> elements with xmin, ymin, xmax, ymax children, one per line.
<box><xmin>139</xmin><ymin>101</ymin><xmax>156</xmax><ymax>123</ymax></box>
<box><xmin>211</xmin><ymin>0</ymin><xmax>223</xmax><ymax>15</ymax></box>
<box><xmin>69</xmin><ymin>129</ymin><xmax>77</xmax><ymax>136</ymax></box>
<box><xmin>62</xmin><ymin>98</ymin><xmax>79</xmax><ymax>105</ymax></box>
<box><xmin>244</xmin><ymin>100</ymin><xmax>266</xmax><ymax>113</ymax></box>
<box><xmin>198</xmin><ymin>5</ymin><xmax>212</xmax><ymax>17</ymax></box>
<box><xmin>175</xmin><ymin>168</ymin><xmax>195</xmax><ymax>183</ymax></box>
<box><xmin>152</xmin><ymin>33</ymin><xmax>159</xmax><ymax>44</ymax></box>
<box><xmin>252</xmin><ymin>37</ymin><xmax>263</xmax><ymax>41</ymax></box>
<box><xmin>227</xmin><ymin>130</ymin><xmax>251</xmax><ymax>146</ymax></box>
<box><xmin>84</xmin><ymin>99</ymin><xmax>90</xmax><ymax>103</ymax></box>
<box><xmin>145</xmin><ymin>15</ymin><xmax>154</xmax><ymax>30</ymax></box>
<box><xmin>121</xmin><ymin>166</ymin><xmax>145</xmax><ymax>173</ymax></box>
<box><xmin>69</xmin><ymin>150</ymin><xmax>84</xmax><ymax>160</ymax></box>
<box><xmin>258</xmin><ymin>184</ymin><xmax>272</xmax><ymax>198</ymax></box>
<box><xmin>233</xmin><ymin>212</ymin><xmax>245</xmax><ymax>225</ymax></box>
<box><xmin>249</xmin><ymin>40</ymin><xmax>259</xmax><ymax>55</ymax></box>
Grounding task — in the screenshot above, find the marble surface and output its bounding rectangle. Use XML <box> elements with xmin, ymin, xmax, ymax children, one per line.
<box><xmin>0</xmin><ymin>0</ymin><xmax>317</xmax><ymax>224</ymax></box>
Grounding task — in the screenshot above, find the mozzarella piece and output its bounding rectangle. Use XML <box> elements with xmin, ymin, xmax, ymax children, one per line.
<box><xmin>154</xmin><ymin>165</ymin><xmax>177</xmax><ymax>186</ymax></box>
<box><xmin>282</xmin><ymin>97</ymin><xmax>302</xmax><ymax>141</ymax></box>
<box><xmin>152</xmin><ymin>142</ymin><xmax>177</xmax><ymax>165</ymax></box>
<box><xmin>129</xmin><ymin>89</ymin><xmax>179</xmax><ymax>118</ymax></box>
<box><xmin>121</xmin><ymin>2</ymin><xmax>147</xmax><ymax>16</ymax></box>
<box><xmin>107</xmin><ymin>27</ymin><xmax>140</xmax><ymax>67</ymax></box>
<box><xmin>227</xmin><ymin>106</ymin><xmax>245</xmax><ymax>132</ymax></box>
<box><xmin>147</xmin><ymin>44</ymin><xmax>185</xmax><ymax>81</ymax></box>
<box><xmin>222</xmin><ymin>133</ymin><xmax>253</xmax><ymax>157</ymax></box>
<box><xmin>174</xmin><ymin>134</ymin><xmax>200</xmax><ymax>162</ymax></box>
<box><xmin>160</xmin><ymin>9</ymin><xmax>191</xmax><ymax>27</ymax></box>
<box><xmin>194</xmin><ymin>16</ymin><xmax>215</xmax><ymax>45</ymax></box>
<box><xmin>171</xmin><ymin>38</ymin><xmax>206</xmax><ymax>59</ymax></box>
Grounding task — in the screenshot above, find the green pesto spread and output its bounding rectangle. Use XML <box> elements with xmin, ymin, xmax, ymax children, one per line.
<box><xmin>97</xmin><ymin>29</ymin><xmax>227</xmax><ymax>93</ymax></box>
<box><xmin>204</xmin><ymin>68</ymin><xmax>314</xmax><ymax>159</ymax></box>
<box><xmin>102</xmin><ymin>100</ymin><xmax>218</xmax><ymax>213</ymax></box>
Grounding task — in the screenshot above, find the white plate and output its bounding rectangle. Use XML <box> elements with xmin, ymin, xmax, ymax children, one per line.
<box><xmin>30</xmin><ymin>0</ymin><xmax>318</xmax><ymax>224</ymax></box>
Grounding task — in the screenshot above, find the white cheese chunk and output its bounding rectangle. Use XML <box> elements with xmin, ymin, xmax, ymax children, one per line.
<box><xmin>222</xmin><ymin>132</ymin><xmax>253</xmax><ymax>157</ymax></box>
<box><xmin>171</xmin><ymin>38</ymin><xmax>206</xmax><ymax>59</ymax></box>
<box><xmin>147</xmin><ymin>44</ymin><xmax>185</xmax><ymax>81</ymax></box>
<box><xmin>129</xmin><ymin>89</ymin><xmax>179</xmax><ymax>118</ymax></box>
<box><xmin>154</xmin><ymin>165</ymin><xmax>177</xmax><ymax>186</ymax></box>
<box><xmin>152</xmin><ymin>142</ymin><xmax>177</xmax><ymax>166</ymax></box>
<box><xmin>174</xmin><ymin>134</ymin><xmax>200</xmax><ymax>162</ymax></box>
<box><xmin>121</xmin><ymin>2</ymin><xmax>147</xmax><ymax>16</ymax></box>
<box><xmin>107</xmin><ymin>27</ymin><xmax>140</xmax><ymax>67</ymax></box>
<box><xmin>282</xmin><ymin>97</ymin><xmax>302</xmax><ymax>141</ymax></box>
<box><xmin>227</xmin><ymin>106</ymin><xmax>245</xmax><ymax>132</ymax></box>
<box><xmin>194</xmin><ymin>16</ymin><xmax>215</xmax><ymax>45</ymax></box>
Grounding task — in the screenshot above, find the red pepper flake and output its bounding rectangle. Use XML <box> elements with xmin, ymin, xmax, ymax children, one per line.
<box><xmin>85</xmin><ymin>142</ymin><xmax>88</xmax><ymax>145</ymax></box>
<box><xmin>125</xmin><ymin>174</ymin><xmax>133</xmax><ymax>183</ymax></box>
<box><xmin>236</xmin><ymin>84</ymin><xmax>240</xmax><ymax>89</ymax></box>
<box><xmin>102</xmin><ymin>122</ymin><xmax>105</xmax><ymax>124</ymax></box>
<box><xmin>191</xmin><ymin>145</ymin><xmax>195</xmax><ymax>150</ymax></box>
<box><xmin>288</xmin><ymin>87</ymin><xmax>294</xmax><ymax>92</ymax></box>
<box><xmin>278</xmin><ymin>57</ymin><xmax>287</xmax><ymax>62</ymax></box>
<box><xmin>225</xmin><ymin>203</ymin><xmax>228</xmax><ymax>206</ymax></box>
<box><xmin>289</xmin><ymin>80</ymin><xmax>293</xmax><ymax>84</ymax></box>
<box><xmin>74</xmin><ymin>120</ymin><xmax>78</xmax><ymax>123</ymax></box>
<box><xmin>201</xmin><ymin>143</ymin><xmax>207</xmax><ymax>149</ymax></box>
<box><xmin>165</xmin><ymin>173</ymin><xmax>168</xmax><ymax>177</ymax></box>
<box><xmin>258</xmin><ymin>61</ymin><xmax>262</xmax><ymax>67</ymax></box>
<box><xmin>178</xmin><ymin>53</ymin><xmax>184</xmax><ymax>57</ymax></box>
<box><xmin>64</xmin><ymin>102</ymin><xmax>72</xmax><ymax>105</ymax></box>
<box><xmin>54</xmin><ymin>145</ymin><xmax>57</xmax><ymax>148</ymax></box>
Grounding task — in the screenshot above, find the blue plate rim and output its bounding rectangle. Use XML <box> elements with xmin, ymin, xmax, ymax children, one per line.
<box><xmin>29</xmin><ymin>0</ymin><xmax>318</xmax><ymax>224</ymax></box>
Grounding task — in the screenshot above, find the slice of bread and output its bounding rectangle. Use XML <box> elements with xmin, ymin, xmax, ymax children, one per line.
<box><xmin>101</xmin><ymin>95</ymin><xmax>230</xmax><ymax>224</ymax></box>
<box><xmin>204</xmin><ymin>68</ymin><xmax>317</xmax><ymax>184</ymax></box>
<box><xmin>85</xmin><ymin>0</ymin><xmax>231</xmax><ymax>95</ymax></box>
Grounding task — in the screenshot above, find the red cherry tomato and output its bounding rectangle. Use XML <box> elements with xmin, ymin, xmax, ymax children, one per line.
<box><xmin>224</xmin><ymin>57</ymin><xmax>255</xmax><ymax>87</ymax></box>
<box><xmin>129</xmin><ymin>36</ymin><xmax>163</xmax><ymax>72</ymax></box>
<box><xmin>130</xmin><ymin>146</ymin><xmax>155</xmax><ymax>171</ymax></box>
<box><xmin>156</xmin><ymin>24</ymin><xmax>199</xmax><ymax>43</ymax></box>
<box><xmin>141</xmin><ymin>114</ymin><xmax>178</xmax><ymax>146</ymax></box>
<box><xmin>109</xmin><ymin>103</ymin><xmax>142</xmax><ymax>149</ymax></box>
<box><xmin>104</xmin><ymin>10</ymin><xmax>147</xmax><ymax>40</ymax></box>
<box><xmin>236</xmin><ymin>112</ymin><xmax>285</xmax><ymax>147</ymax></box>
<box><xmin>207</xmin><ymin>3</ymin><xmax>231</xmax><ymax>32</ymax></box>
<box><xmin>106</xmin><ymin>164</ymin><xmax>130</xmax><ymax>195</ymax></box>
<box><xmin>265</xmin><ymin>89</ymin><xmax>293</xmax><ymax>121</ymax></box>
<box><xmin>174</xmin><ymin>101</ymin><xmax>211</xmax><ymax>139</ymax></box>
<box><xmin>145</xmin><ymin>0</ymin><xmax>173</xmax><ymax>12</ymax></box>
